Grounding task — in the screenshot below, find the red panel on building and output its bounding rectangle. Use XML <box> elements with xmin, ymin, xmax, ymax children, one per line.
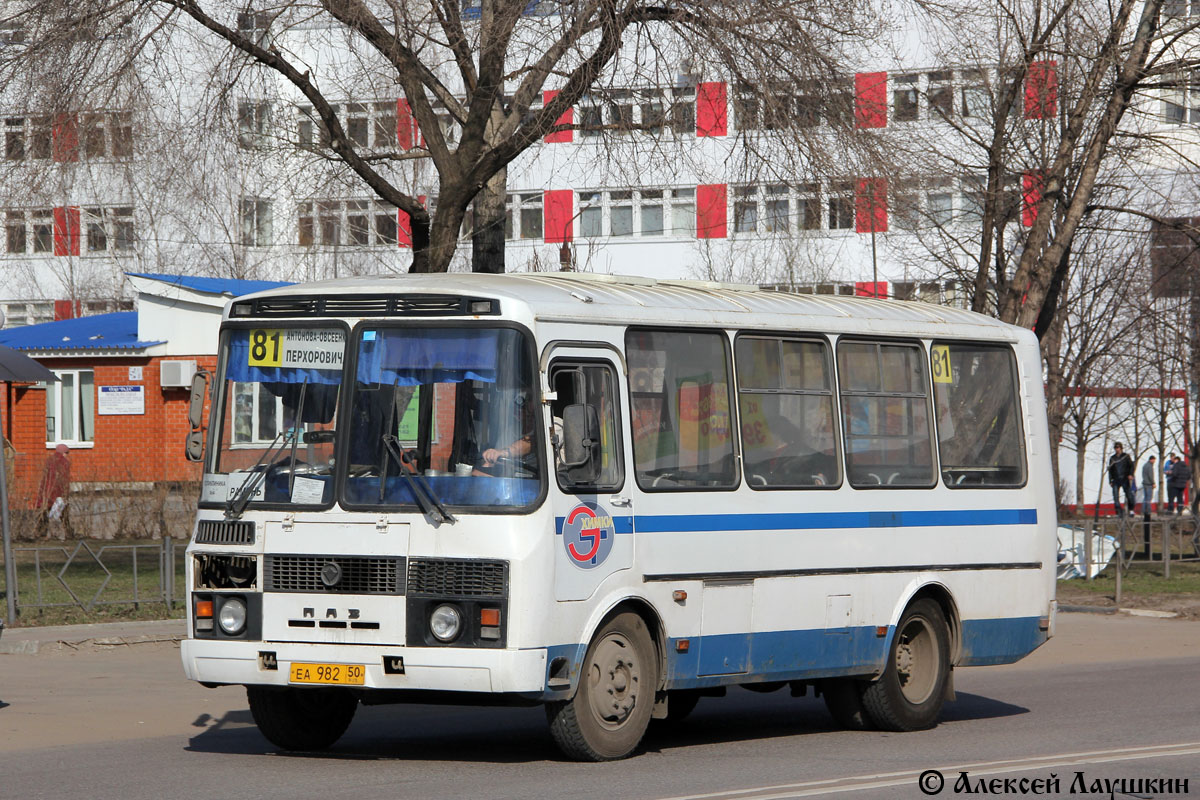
<box><xmin>53</xmin><ymin>300</ymin><xmax>81</xmax><ymax>320</ymax></box>
<box><xmin>1022</xmin><ymin>172</ymin><xmax>1043</xmax><ymax>226</ymax></box>
<box><xmin>697</xmin><ymin>184</ymin><xmax>727</xmax><ymax>239</ymax></box>
<box><xmin>53</xmin><ymin>206</ymin><xmax>80</xmax><ymax>256</ymax></box>
<box><xmin>696</xmin><ymin>82</ymin><xmax>728</xmax><ymax>137</ymax></box>
<box><xmin>543</xmin><ymin>90</ymin><xmax>574</xmax><ymax>143</ymax></box>
<box><xmin>855</xmin><ymin>178</ymin><xmax>888</xmax><ymax>233</ymax></box>
<box><xmin>855</xmin><ymin>281</ymin><xmax>888</xmax><ymax>298</ymax></box>
<box><xmin>52</xmin><ymin>113</ymin><xmax>79</xmax><ymax>162</ymax></box>
<box><xmin>397</xmin><ymin>98</ymin><xmax>422</xmax><ymax>150</ymax></box>
<box><xmin>543</xmin><ymin>189</ymin><xmax>573</xmax><ymax>243</ymax></box>
<box><xmin>1025</xmin><ymin>61</ymin><xmax>1058</xmax><ymax>119</ymax></box>
<box><xmin>855</xmin><ymin>72</ymin><xmax>888</xmax><ymax>129</ymax></box>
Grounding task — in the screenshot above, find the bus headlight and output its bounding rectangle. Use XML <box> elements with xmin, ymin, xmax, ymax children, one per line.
<box><xmin>429</xmin><ymin>604</ymin><xmax>462</xmax><ymax>642</ymax></box>
<box><xmin>218</xmin><ymin>597</ymin><xmax>248</xmax><ymax>635</ymax></box>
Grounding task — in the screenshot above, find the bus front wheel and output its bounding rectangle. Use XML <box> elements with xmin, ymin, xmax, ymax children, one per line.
<box><xmin>861</xmin><ymin>599</ymin><xmax>950</xmax><ymax>731</ymax></box>
<box><xmin>246</xmin><ymin>686</ymin><xmax>358</xmax><ymax>751</ymax></box>
<box><xmin>546</xmin><ymin>612</ymin><xmax>657</xmax><ymax>761</ymax></box>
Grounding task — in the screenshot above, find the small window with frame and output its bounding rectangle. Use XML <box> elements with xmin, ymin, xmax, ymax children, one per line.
<box><xmin>549</xmin><ymin>361</ymin><xmax>623</xmax><ymax>492</ymax></box>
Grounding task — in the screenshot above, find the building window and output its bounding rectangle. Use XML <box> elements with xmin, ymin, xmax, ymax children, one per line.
<box><xmin>45</xmin><ymin>369</ymin><xmax>95</xmax><ymax>446</ymax></box>
<box><xmin>734</xmin><ymin>85</ymin><xmax>760</xmax><ymax>131</ymax></box>
<box><xmin>297</xmin><ymin>199</ymin><xmax>401</xmax><ymax>248</ymax></box>
<box><xmin>5</xmin><ymin>117</ymin><xmax>24</xmax><ymax>160</ymax></box>
<box><xmin>4</xmin><ymin>210</ymin><xmax>26</xmax><ymax>253</ymax></box>
<box><xmin>734</xmin><ymin>185</ymin><xmax>759</xmax><ymax>233</ymax></box>
<box><xmin>1164</xmin><ymin>69</ymin><xmax>1200</xmax><ymax>124</ymax></box>
<box><xmin>960</xmin><ymin>70</ymin><xmax>990</xmax><ymax>119</ymax></box>
<box><xmin>503</xmin><ymin>193</ymin><xmax>544</xmax><ymax>240</ymax></box>
<box><xmin>240</xmin><ymin>198</ymin><xmax>273</xmax><ymax>247</ymax></box>
<box><xmin>238</xmin><ymin>101</ymin><xmax>270</xmax><ymax>149</ymax></box>
<box><xmin>84</xmin><ymin>207</ymin><xmax>107</xmax><ymax>252</ymax></box>
<box><xmin>610</xmin><ymin>191</ymin><xmax>633</xmax><ymax>236</ymax></box>
<box><xmin>893</xmin><ymin>73</ymin><xmax>919</xmax><ymax>122</ymax></box>
<box><xmin>928</xmin><ymin>71</ymin><xmax>955</xmax><ymax>120</ymax></box>
<box><xmin>828</xmin><ymin>182</ymin><xmax>855</xmax><ymax>230</ymax></box>
<box><xmin>670</xmin><ymin>188</ymin><xmax>695</xmax><ymax>235</ymax></box>
<box><xmin>797</xmin><ymin>184</ymin><xmax>821</xmax><ymax>230</ymax></box>
<box><xmin>926</xmin><ymin>179</ymin><xmax>954</xmax><ymax>226</ymax></box>
<box><xmin>670</xmin><ymin>88</ymin><xmax>695</xmax><ymax>134</ymax></box>
<box><xmin>579</xmin><ymin>190</ymin><xmax>602</xmax><ymax>236</ymax></box>
<box><xmin>640</xmin><ymin>190</ymin><xmax>664</xmax><ymax>236</ymax></box>
<box><xmin>237</xmin><ymin>10</ymin><xmax>270</xmax><ymax>43</ymax></box>
<box><xmin>31</xmin><ymin>209</ymin><xmax>52</xmax><ymax>252</ymax></box>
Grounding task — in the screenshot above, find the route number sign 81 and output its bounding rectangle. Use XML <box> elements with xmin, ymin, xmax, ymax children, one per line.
<box><xmin>931</xmin><ymin>345</ymin><xmax>953</xmax><ymax>384</ymax></box>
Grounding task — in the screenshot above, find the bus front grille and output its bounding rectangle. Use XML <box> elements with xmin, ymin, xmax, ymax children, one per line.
<box><xmin>264</xmin><ymin>555</ymin><xmax>406</xmax><ymax>595</ymax></box>
<box><xmin>195</xmin><ymin>520</ymin><xmax>256</xmax><ymax>546</ymax></box>
<box><xmin>407</xmin><ymin>558</ymin><xmax>507</xmax><ymax>599</ymax></box>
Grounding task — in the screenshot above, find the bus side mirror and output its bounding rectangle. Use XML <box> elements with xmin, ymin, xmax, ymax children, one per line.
<box><xmin>186</xmin><ymin>430</ymin><xmax>205</xmax><ymax>462</ymax></box>
<box><xmin>185</xmin><ymin>369</ymin><xmax>210</xmax><ymax>462</ymax></box>
<box><xmin>187</xmin><ymin>370</ymin><xmax>209</xmax><ymax>430</ymax></box>
<box><xmin>559</xmin><ymin>404</ymin><xmax>601</xmax><ymax>484</ymax></box>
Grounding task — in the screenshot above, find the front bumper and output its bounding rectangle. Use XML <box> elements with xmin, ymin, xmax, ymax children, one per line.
<box><xmin>181</xmin><ymin>638</ymin><xmax>549</xmax><ymax>695</ymax></box>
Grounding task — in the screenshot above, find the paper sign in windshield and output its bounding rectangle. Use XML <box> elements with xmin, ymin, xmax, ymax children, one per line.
<box><xmin>248</xmin><ymin>329</ymin><xmax>344</xmax><ymax>370</ymax></box>
<box><xmin>290</xmin><ymin>476</ymin><xmax>327</xmax><ymax>505</ymax></box>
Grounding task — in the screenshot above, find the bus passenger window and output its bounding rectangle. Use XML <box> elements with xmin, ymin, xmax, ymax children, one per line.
<box><xmin>735</xmin><ymin>336</ymin><xmax>839</xmax><ymax>488</ymax></box>
<box><xmin>837</xmin><ymin>341</ymin><xmax>935</xmax><ymax>488</ymax></box>
<box><xmin>932</xmin><ymin>343</ymin><xmax>1026</xmax><ymax>487</ymax></box>
<box><xmin>626</xmin><ymin>329</ymin><xmax>737</xmax><ymax>490</ymax></box>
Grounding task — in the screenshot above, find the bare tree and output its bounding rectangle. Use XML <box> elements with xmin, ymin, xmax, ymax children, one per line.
<box><xmin>0</xmin><ymin>0</ymin><xmax>872</xmax><ymax>276</ymax></box>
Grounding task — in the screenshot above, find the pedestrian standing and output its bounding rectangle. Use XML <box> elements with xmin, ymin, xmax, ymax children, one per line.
<box><xmin>1167</xmin><ymin>455</ymin><xmax>1191</xmax><ymax>515</ymax></box>
<box><xmin>1140</xmin><ymin>455</ymin><xmax>1157</xmax><ymax>516</ymax></box>
<box><xmin>34</xmin><ymin>443</ymin><xmax>73</xmax><ymax>538</ymax></box>
<box><xmin>1107</xmin><ymin>442</ymin><xmax>1136</xmax><ymax>517</ymax></box>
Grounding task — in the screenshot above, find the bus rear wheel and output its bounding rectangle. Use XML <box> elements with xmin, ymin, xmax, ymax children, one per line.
<box><xmin>246</xmin><ymin>686</ymin><xmax>358</xmax><ymax>751</ymax></box>
<box><xmin>546</xmin><ymin>612</ymin><xmax>657</xmax><ymax>761</ymax></box>
<box><xmin>861</xmin><ymin>599</ymin><xmax>950</xmax><ymax>731</ymax></box>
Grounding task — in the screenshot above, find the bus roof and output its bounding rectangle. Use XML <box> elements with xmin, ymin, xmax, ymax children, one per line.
<box><xmin>228</xmin><ymin>272</ymin><xmax>1027</xmax><ymax>341</ymax></box>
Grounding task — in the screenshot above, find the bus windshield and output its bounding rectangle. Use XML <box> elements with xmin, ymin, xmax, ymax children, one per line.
<box><xmin>342</xmin><ymin>326</ymin><xmax>541</xmax><ymax>511</ymax></box>
<box><xmin>202</xmin><ymin>326</ymin><xmax>346</xmax><ymax>509</ymax></box>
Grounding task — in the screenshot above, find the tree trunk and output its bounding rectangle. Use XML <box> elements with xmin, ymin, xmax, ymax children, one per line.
<box><xmin>1043</xmin><ymin>307</ymin><xmax>1066</xmax><ymax>506</ymax></box>
<box><xmin>472</xmin><ymin>167</ymin><xmax>507</xmax><ymax>274</ymax></box>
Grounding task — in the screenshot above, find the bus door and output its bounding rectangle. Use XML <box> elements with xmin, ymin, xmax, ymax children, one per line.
<box><xmin>547</xmin><ymin>351</ymin><xmax>633</xmax><ymax>602</ymax></box>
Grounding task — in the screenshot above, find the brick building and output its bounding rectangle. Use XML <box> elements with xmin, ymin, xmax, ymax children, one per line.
<box><xmin>0</xmin><ymin>273</ymin><xmax>288</xmax><ymax>505</ymax></box>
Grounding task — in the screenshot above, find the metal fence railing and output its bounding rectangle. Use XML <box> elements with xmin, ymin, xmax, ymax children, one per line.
<box><xmin>5</xmin><ymin>538</ymin><xmax>185</xmax><ymax>615</ymax></box>
<box><xmin>1058</xmin><ymin>516</ymin><xmax>1200</xmax><ymax>602</ymax></box>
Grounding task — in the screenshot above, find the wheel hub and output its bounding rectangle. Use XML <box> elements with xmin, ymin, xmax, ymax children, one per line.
<box><xmin>588</xmin><ymin>636</ymin><xmax>641</xmax><ymax>727</ymax></box>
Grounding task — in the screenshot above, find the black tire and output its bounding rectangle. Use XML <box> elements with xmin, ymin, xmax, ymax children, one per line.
<box><xmin>861</xmin><ymin>599</ymin><xmax>951</xmax><ymax>731</ymax></box>
<box><xmin>822</xmin><ymin>679</ymin><xmax>875</xmax><ymax>730</ymax></box>
<box><xmin>246</xmin><ymin>686</ymin><xmax>358</xmax><ymax>751</ymax></box>
<box><xmin>545</xmin><ymin>612</ymin><xmax>657</xmax><ymax>761</ymax></box>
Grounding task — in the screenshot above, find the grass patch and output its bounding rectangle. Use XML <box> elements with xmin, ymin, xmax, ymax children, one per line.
<box><xmin>1</xmin><ymin>539</ymin><xmax>187</xmax><ymax>628</ymax></box>
<box><xmin>1058</xmin><ymin>560</ymin><xmax>1200</xmax><ymax>597</ymax></box>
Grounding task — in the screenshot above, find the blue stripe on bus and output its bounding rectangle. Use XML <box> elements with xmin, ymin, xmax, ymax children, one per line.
<box><xmin>555</xmin><ymin>509</ymin><xmax>1036</xmax><ymax>534</ymax></box>
<box><xmin>632</xmin><ymin>508</ymin><xmax>1036</xmax><ymax>533</ymax></box>
<box><xmin>541</xmin><ymin>616</ymin><xmax>1046</xmax><ymax>695</ymax></box>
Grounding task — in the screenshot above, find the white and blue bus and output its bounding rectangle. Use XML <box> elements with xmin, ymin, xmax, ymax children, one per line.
<box><xmin>182</xmin><ymin>272</ymin><xmax>1056</xmax><ymax>761</ymax></box>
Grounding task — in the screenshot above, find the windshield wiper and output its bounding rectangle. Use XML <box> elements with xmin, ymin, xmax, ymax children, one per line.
<box><xmin>224</xmin><ymin>428</ymin><xmax>298</xmax><ymax>520</ymax></box>
<box><xmin>381</xmin><ymin>434</ymin><xmax>455</xmax><ymax>524</ymax></box>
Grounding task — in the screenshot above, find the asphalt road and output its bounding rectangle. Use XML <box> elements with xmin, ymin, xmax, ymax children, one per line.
<box><xmin>1</xmin><ymin>613</ymin><xmax>1197</xmax><ymax>800</ymax></box>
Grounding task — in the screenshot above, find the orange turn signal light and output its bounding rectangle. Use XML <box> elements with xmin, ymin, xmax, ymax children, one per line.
<box><xmin>480</xmin><ymin>608</ymin><xmax>501</xmax><ymax>627</ymax></box>
<box><xmin>195</xmin><ymin>600</ymin><xmax>214</xmax><ymax>619</ymax></box>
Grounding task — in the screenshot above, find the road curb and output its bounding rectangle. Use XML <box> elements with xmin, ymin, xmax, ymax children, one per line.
<box><xmin>1058</xmin><ymin>604</ymin><xmax>1118</xmax><ymax>614</ymax></box>
<box><xmin>0</xmin><ymin>619</ymin><xmax>186</xmax><ymax>656</ymax></box>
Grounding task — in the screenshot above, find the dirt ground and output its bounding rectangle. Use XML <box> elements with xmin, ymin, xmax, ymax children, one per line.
<box><xmin>1055</xmin><ymin>583</ymin><xmax>1200</xmax><ymax>619</ymax></box>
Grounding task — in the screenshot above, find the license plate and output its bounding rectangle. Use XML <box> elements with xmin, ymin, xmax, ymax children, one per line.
<box><xmin>288</xmin><ymin>662</ymin><xmax>365</xmax><ymax>686</ymax></box>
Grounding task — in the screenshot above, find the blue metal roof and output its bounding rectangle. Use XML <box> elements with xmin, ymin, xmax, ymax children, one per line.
<box><xmin>126</xmin><ymin>272</ymin><xmax>292</xmax><ymax>296</ymax></box>
<box><xmin>0</xmin><ymin>312</ymin><xmax>164</xmax><ymax>353</ymax></box>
